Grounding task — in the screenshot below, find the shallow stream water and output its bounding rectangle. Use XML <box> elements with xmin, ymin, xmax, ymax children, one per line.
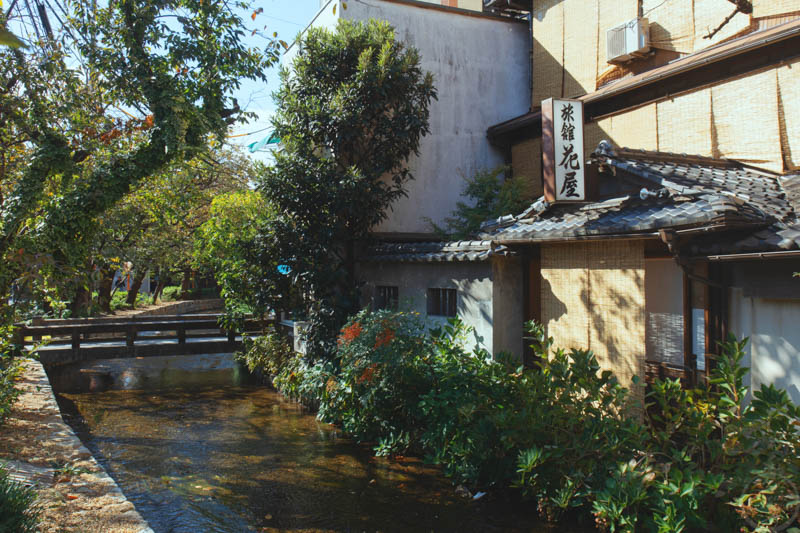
<box><xmin>55</xmin><ymin>355</ymin><xmax>587</xmax><ymax>533</ymax></box>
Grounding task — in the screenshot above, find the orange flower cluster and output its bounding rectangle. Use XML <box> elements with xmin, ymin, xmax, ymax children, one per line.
<box><xmin>374</xmin><ymin>328</ymin><xmax>395</xmax><ymax>348</ymax></box>
<box><xmin>326</xmin><ymin>378</ymin><xmax>337</xmax><ymax>394</ymax></box>
<box><xmin>338</xmin><ymin>322</ymin><xmax>363</xmax><ymax>345</ymax></box>
<box><xmin>357</xmin><ymin>363</ymin><xmax>378</xmax><ymax>384</ymax></box>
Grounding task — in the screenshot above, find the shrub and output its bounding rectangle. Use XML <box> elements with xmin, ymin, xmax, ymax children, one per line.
<box><xmin>0</xmin><ymin>464</ymin><xmax>40</xmax><ymax>533</ymax></box>
<box><xmin>160</xmin><ymin>286</ymin><xmax>182</xmax><ymax>302</ymax></box>
<box><xmin>259</xmin><ymin>310</ymin><xmax>800</xmax><ymax>533</ymax></box>
<box><xmin>318</xmin><ymin>309</ymin><xmax>433</xmax><ymax>454</ymax></box>
<box><xmin>236</xmin><ymin>331</ymin><xmax>294</xmax><ymax>378</ymax></box>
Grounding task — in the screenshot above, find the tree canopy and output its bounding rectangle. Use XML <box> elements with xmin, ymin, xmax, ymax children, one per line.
<box><xmin>243</xmin><ymin>19</ymin><xmax>436</xmax><ymax>360</ymax></box>
<box><xmin>0</xmin><ymin>0</ymin><xmax>280</xmax><ymax>320</ymax></box>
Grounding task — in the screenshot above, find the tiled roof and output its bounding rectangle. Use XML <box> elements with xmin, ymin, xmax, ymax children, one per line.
<box><xmin>365</xmin><ymin>240</ymin><xmax>511</xmax><ymax>263</ymax></box>
<box><xmin>487</xmin><ymin>142</ymin><xmax>800</xmax><ymax>254</ymax></box>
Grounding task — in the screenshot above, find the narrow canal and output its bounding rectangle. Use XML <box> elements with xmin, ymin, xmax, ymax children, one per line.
<box><xmin>54</xmin><ymin>355</ymin><xmax>582</xmax><ymax>533</ymax></box>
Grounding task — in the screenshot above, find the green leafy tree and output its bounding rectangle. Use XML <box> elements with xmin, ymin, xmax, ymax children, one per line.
<box><xmin>250</xmin><ymin>19</ymin><xmax>436</xmax><ymax>360</ymax></box>
<box><xmin>87</xmin><ymin>145</ymin><xmax>254</xmax><ymax>313</ymax></box>
<box><xmin>194</xmin><ymin>189</ymin><xmax>276</xmax><ymax>316</ymax></box>
<box><xmin>0</xmin><ymin>1</ymin><xmax>280</xmax><ymax>315</ymax></box>
<box><xmin>430</xmin><ymin>166</ymin><xmax>532</xmax><ymax>240</ymax></box>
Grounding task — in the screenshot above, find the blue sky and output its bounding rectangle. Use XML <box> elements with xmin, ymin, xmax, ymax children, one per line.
<box><xmin>229</xmin><ymin>0</ymin><xmax>322</xmax><ymax>162</ymax></box>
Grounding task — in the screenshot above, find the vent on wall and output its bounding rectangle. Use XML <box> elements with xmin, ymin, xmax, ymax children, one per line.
<box><xmin>606</xmin><ymin>17</ymin><xmax>650</xmax><ymax>64</ymax></box>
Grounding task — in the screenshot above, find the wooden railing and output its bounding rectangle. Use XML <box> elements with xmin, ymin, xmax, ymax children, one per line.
<box><xmin>15</xmin><ymin>314</ymin><xmax>273</xmax><ymax>366</ymax></box>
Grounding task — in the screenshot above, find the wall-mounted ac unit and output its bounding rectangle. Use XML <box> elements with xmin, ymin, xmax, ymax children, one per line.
<box><xmin>606</xmin><ymin>17</ymin><xmax>650</xmax><ymax>64</ymax></box>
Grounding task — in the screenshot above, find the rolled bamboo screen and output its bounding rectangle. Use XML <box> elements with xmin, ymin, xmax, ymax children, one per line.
<box><xmin>657</xmin><ymin>89</ymin><xmax>713</xmax><ymax>156</ymax></box>
<box><xmin>532</xmin><ymin>0</ymin><xmax>565</xmax><ymax>105</ymax></box>
<box><xmin>711</xmin><ymin>69</ymin><xmax>781</xmax><ymax>172</ymax></box>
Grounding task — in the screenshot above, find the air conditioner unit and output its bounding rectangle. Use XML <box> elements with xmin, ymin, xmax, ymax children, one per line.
<box><xmin>606</xmin><ymin>17</ymin><xmax>650</xmax><ymax>64</ymax></box>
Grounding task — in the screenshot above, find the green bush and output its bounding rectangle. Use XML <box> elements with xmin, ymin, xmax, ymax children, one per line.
<box><xmin>319</xmin><ymin>309</ymin><xmax>433</xmax><ymax>455</ymax></box>
<box><xmin>236</xmin><ymin>332</ymin><xmax>294</xmax><ymax>377</ymax></box>
<box><xmin>0</xmin><ymin>356</ymin><xmax>23</xmax><ymax>425</ymax></box>
<box><xmin>109</xmin><ymin>290</ymin><xmax>150</xmax><ymax>312</ymax></box>
<box><xmin>256</xmin><ymin>310</ymin><xmax>800</xmax><ymax>533</ymax></box>
<box><xmin>160</xmin><ymin>286</ymin><xmax>182</xmax><ymax>302</ymax></box>
<box><xmin>0</xmin><ymin>464</ymin><xmax>40</xmax><ymax>533</ymax></box>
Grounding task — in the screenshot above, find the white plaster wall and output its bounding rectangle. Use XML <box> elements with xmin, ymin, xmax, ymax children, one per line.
<box><xmin>492</xmin><ymin>256</ymin><xmax>523</xmax><ymax>358</ymax></box>
<box><xmin>359</xmin><ymin>261</ymin><xmax>495</xmax><ymax>353</ymax></box>
<box><xmin>729</xmin><ymin>288</ymin><xmax>800</xmax><ymax>405</ymax></box>
<box><xmin>286</xmin><ymin>0</ymin><xmax>530</xmax><ymax>235</ymax></box>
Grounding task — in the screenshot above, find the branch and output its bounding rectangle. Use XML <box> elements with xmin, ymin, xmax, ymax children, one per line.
<box><xmin>704</xmin><ymin>1</ymin><xmax>752</xmax><ymax>40</ymax></box>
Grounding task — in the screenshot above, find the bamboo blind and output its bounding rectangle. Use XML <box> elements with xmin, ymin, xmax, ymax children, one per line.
<box><xmin>532</xmin><ymin>0</ymin><xmax>565</xmax><ymax>104</ymax></box>
<box><xmin>511</xmin><ymin>137</ymin><xmax>544</xmax><ymax>198</ymax></box>
<box><xmin>778</xmin><ymin>58</ymin><xmax>800</xmax><ymax>170</ymax></box>
<box><xmin>751</xmin><ymin>0</ymin><xmax>800</xmax><ymax>18</ymax></box>
<box><xmin>657</xmin><ymin>89</ymin><xmax>713</xmax><ymax>155</ymax></box>
<box><xmin>643</xmin><ymin>0</ymin><xmax>695</xmax><ymax>53</ymax></box>
<box><xmin>609</xmin><ymin>103</ymin><xmax>659</xmax><ymax>151</ymax></box>
<box><xmin>563</xmin><ymin>0</ymin><xmax>600</xmax><ymax>98</ymax></box>
<box><xmin>693</xmin><ymin>0</ymin><xmax>752</xmax><ymax>49</ymax></box>
<box><xmin>587</xmin><ymin>241</ymin><xmax>646</xmax><ymax>406</ymax></box>
<box><xmin>541</xmin><ymin>241</ymin><xmax>646</xmax><ymax>403</ymax></box>
<box><xmin>541</xmin><ymin>242</ymin><xmax>591</xmax><ymax>351</ymax></box>
<box><xmin>596</xmin><ymin>0</ymin><xmax>639</xmax><ymax>79</ymax></box>
<box><xmin>584</xmin><ymin>117</ymin><xmax>612</xmax><ymax>159</ymax></box>
<box><xmin>711</xmin><ymin>69</ymin><xmax>782</xmax><ymax>172</ymax></box>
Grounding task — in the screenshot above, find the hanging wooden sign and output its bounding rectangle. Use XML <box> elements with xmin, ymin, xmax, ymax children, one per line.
<box><xmin>542</xmin><ymin>98</ymin><xmax>586</xmax><ymax>202</ymax></box>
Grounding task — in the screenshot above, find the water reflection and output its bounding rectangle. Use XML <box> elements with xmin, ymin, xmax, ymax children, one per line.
<box><xmin>56</xmin><ymin>357</ymin><xmax>582</xmax><ymax>533</ymax></box>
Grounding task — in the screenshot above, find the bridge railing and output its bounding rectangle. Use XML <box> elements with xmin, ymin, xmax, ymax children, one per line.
<box><xmin>14</xmin><ymin>315</ymin><xmax>275</xmax><ymax>365</ymax></box>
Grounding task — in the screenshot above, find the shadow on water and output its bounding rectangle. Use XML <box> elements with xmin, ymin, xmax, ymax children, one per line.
<box><xmin>54</xmin><ymin>354</ymin><xmax>591</xmax><ymax>533</ymax></box>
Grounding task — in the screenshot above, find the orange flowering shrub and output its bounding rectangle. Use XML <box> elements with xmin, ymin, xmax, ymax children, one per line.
<box><xmin>338</xmin><ymin>322</ymin><xmax>363</xmax><ymax>345</ymax></box>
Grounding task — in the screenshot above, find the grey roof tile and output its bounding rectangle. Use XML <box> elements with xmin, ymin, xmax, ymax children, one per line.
<box><xmin>489</xmin><ymin>143</ymin><xmax>800</xmax><ymax>254</ymax></box>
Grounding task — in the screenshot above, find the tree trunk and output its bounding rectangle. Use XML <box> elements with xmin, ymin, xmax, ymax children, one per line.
<box><xmin>71</xmin><ymin>284</ymin><xmax>91</xmax><ymax>316</ymax></box>
<box><xmin>126</xmin><ymin>270</ymin><xmax>147</xmax><ymax>305</ymax></box>
<box><xmin>180</xmin><ymin>269</ymin><xmax>191</xmax><ymax>298</ymax></box>
<box><xmin>151</xmin><ymin>280</ymin><xmax>166</xmax><ymax>304</ymax></box>
<box><xmin>97</xmin><ymin>267</ymin><xmax>114</xmax><ymax>314</ymax></box>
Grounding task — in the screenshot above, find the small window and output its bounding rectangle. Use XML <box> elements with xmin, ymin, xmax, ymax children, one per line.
<box><xmin>427</xmin><ymin>288</ymin><xmax>457</xmax><ymax>317</ymax></box>
<box><xmin>375</xmin><ymin>286</ymin><xmax>399</xmax><ymax>310</ymax></box>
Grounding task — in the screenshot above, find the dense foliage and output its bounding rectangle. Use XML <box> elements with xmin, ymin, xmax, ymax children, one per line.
<box><xmin>243</xmin><ymin>20</ymin><xmax>436</xmax><ymax>360</ymax></box>
<box><xmin>430</xmin><ymin>166</ymin><xmax>532</xmax><ymax>240</ymax></box>
<box><xmin>1</xmin><ymin>0</ymin><xmax>279</xmax><ymax>321</ymax></box>
<box><xmin>195</xmin><ymin>189</ymin><xmax>275</xmax><ymax>317</ymax></box>
<box><xmin>241</xmin><ymin>310</ymin><xmax>800</xmax><ymax>533</ymax></box>
<box><xmin>0</xmin><ymin>463</ymin><xmax>40</xmax><ymax>532</ymax></box>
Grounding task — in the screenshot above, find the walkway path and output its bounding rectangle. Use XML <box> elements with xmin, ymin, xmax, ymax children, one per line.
<box><xmin>0</xmin><ymin>360</ymin><xmax>153</xmax><ymax>533</ymax></box>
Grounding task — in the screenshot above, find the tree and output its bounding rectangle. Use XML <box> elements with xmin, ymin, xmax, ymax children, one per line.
<box><xmin>88</xmin><ymin>145</ymin><xmax>255</xmax><ymax>313</ymax></box>
<box><xmin>0</xmin><ymin>1</ymin><xmax>280</xmax><ymax>318</ymax></box>
<box><xmin>249</xmin><ymin>19</ymin><xmax>436</xmax><ymax>360</ymax></box>
<box><xmin>194</xmin><ymin>189</ymin><xmax>277</xmax><ymax>315</ymax></box>
<box><xmin>429</xmin><ymin>166</ymin><xmax>533</xmax><ymax>241</ymax></box>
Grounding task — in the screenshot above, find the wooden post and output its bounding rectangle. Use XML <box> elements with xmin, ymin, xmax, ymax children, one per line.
<box><xmin>71</xmin><ymin>330</ymin><xmax>80</xmax><ymax>355</ymax></box>
<box><xmin>227</xmin><ymin>329</ymin><xmax>235</xmax><ymax>343</ymax></box>
<box><xmin>178</xmin><ymin>325</ymin><xmax>186</xmax><ymax>345</ymax></box>
<box><xmin>126</xmin><ymin>325</ymin><xmax>137</xmax><ymax>347</ymax></box>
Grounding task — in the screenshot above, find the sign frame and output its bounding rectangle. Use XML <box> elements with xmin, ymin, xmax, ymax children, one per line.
<box><xmin>542</xmin><ymin>97</ymin><xmax>586</xmax><ymax>203</ymax></box>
